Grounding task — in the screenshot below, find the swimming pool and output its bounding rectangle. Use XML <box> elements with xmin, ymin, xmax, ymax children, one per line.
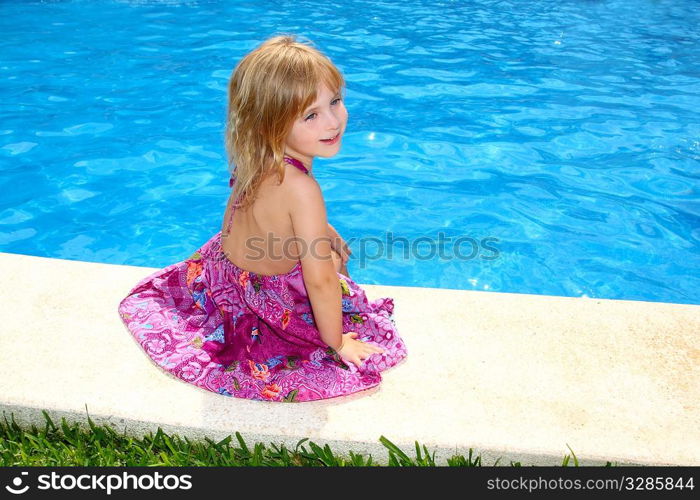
<box><xmin>1</xmin><ymin>0</ymin><xmax>698</xmax><ymax>305</ymax></box>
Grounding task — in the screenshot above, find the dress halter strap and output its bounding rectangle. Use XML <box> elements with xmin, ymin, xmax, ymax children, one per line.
<box><xmin>282</xmin><ymin>155</ymin><xmax>310</xmax><ymax>174</ymax></box>
<box><xmin>227</xmin><ymin>155</ymin><xmax>308</xmax><ymax>187</ymax></box>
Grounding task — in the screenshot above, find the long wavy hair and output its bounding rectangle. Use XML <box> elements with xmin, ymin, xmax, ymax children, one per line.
<box><xmin>224</xmin><ymin>34</ymin><xmax>345</xmax><ymax>211</ymax></box>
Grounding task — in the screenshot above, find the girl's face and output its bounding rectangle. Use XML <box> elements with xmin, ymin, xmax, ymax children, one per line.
<box><xmin>284</xmin><ymin>82</ymin><xmax>348</xmax><ymax>170</ymax></box>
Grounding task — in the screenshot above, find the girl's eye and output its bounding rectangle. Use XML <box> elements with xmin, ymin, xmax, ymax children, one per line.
<box><xmin>304</xmin><ymin>97</ymin><xmax>342</xmax><ymax>121</ymax></box>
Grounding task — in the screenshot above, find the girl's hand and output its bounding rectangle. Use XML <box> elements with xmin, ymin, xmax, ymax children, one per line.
<box><xmin>328</xmin><ymin>223</ymin><xmax>352</xmax><ymax>265</ymax></box>
<box><xmin>336</xmin><ymin>332</ymin><xmax>384</xmax><ymax>369</ymax></box>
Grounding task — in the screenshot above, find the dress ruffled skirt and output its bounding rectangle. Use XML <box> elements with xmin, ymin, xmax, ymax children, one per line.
<box><xmin>117</xmin><ymin>231</ymin><xmax>408</xmax><ymax>402</ymax></box>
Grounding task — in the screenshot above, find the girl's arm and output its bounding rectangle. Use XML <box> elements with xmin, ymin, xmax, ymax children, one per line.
<box><xmin>288</xmin><ymin>179</ymin><xmax>343</xmax><ymax>349</ymax></box>
<box><xmin>327</xmin><ymin>223</ymin><xmax>352</xmax><ymax>265</ymax></box>
<box><xmin>288</xmin><ymin>178</ymin><xmax>382</xmax><ymax>366</ymax></box>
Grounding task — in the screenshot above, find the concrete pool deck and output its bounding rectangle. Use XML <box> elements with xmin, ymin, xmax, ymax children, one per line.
<box><xmin>1</xmin><ymin>250</ymin><xmax>698</xmax><ymax>466</ymax></box>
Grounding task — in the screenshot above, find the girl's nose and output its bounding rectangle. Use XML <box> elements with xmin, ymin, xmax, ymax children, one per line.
<box><xmin>327</xmin><ymin>110</ymin><xmax>342</xmax><ymax>129</ymax></box>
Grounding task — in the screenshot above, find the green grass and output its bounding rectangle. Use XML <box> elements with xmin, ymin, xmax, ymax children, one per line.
<box><xmin>0</xmin><ymin>410</ymin><xmax>618</xmax><ymax>467</ymax></box>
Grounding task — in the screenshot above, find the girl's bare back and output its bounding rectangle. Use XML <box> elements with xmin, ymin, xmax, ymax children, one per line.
<box><xmin>220</xmin><ymin>168</ymin><xmax>305</xmax><ymax>276</ymax></box>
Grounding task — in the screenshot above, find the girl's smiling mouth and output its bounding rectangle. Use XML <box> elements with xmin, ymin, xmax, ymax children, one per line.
<box><xmin>320</xmin><ymin>132</ymin><xmax>340</xmax><ymax>145</ymax></box>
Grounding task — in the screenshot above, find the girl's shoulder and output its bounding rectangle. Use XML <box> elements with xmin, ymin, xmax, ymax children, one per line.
<box><xmin>244</xmin><ymin>167</ymin><xmax>318</xmax><ymax>217</ymax></box>
<box><xmin>268</xmin><ymin>165</ymin><xmax>318</xmax><ymax>199</ymax></box>
<box><xmin>283</xmin><ymin>167</ymin><xmax>321</xmax><ymax>198</ymax></box>
<box><xmin>285</xmin><ymin>173</ymin><xmax>327</xmax><ymax>229</ymax></box>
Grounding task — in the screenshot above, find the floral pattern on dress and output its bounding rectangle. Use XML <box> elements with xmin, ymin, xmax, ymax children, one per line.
<box><xmin>118</xmin><ymin>231</ymin><xmax>407</xmax><ymax>402</ymax></box>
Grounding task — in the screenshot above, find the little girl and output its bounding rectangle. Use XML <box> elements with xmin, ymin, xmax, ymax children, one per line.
<box><xmin>118</xmin><ymin>34</ymin><xmax>407</xmax><ymax>402</ymax></box>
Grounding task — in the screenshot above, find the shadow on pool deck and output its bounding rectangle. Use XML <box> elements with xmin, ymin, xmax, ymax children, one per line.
<box><xmin>1</xmin><ymin>251</ymin><xmax>698</xmax><ymax>465</ymax></box>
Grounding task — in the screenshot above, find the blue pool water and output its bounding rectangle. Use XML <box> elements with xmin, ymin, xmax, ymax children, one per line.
<box><xmin>1</xmin><ymin>0</ymin><xmax>698</xmax><ymax>305</ymax></box>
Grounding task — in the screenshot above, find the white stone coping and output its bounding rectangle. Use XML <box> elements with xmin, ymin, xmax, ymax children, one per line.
<box><xmin>1</xmin><ymin>251</ymin><xmax>698</xmax><ymax>465</ymax></box>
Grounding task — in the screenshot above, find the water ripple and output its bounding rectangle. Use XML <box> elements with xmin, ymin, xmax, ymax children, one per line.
<box><xmin>0</xmin><ymin>0</ymin><xmax>698</xmax><ymax>304</ymax></box>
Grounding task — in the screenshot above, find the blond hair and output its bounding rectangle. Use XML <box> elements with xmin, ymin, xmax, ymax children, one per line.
<box><xmin>224</xmin><ymin>34</ymin><xmax>345</xmax><ymax>210</ymax></box>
